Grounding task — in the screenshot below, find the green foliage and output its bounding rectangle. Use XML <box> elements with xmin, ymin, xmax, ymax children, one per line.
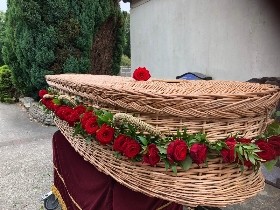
<box><xmin>0</xmin><ymin>65</ymin><xmax>17</xmax><ymax>103</ymax></box>
<box><xmin>0</xmin><ymin>11</ymin><xmax>5</xmax><ymax>66</ymax></box>
<box><xmin>122</xmin><ymin>12</ymin><xmax>130</xmax><ymax>58</ymax></box>
<box><xmin>112</xmin><ymin>10</ymin><xmax>125</xmax><ymax>75</ymax></box>
<box><xmin>4</xmin><ymin>0</ymin><xmax>124</xmax><ymax>98</ymax></box>
<box><xmin>121</xmin><ymin>55</ymin><xmax>131</xmax><ymax>66</ymax></box>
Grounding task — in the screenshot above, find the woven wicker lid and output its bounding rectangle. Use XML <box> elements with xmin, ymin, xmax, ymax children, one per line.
<box><xmin>46</xmin><ymin>74</ymin><xmax>279</xmax><ymax>96</ymax></box>
<box><xmin>46</xmin><ymin>74</ymin><xmax>280</xmax><ymax>119</ymax></box>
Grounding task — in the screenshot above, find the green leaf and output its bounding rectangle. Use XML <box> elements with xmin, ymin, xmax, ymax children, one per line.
<box><xmin>73</xmin><ymin>123</ymin><xmax>82</xmax><ymax>136</ymax></box>
<box><xmin>240</xmin><ymin>164</ymin><xmax>244</xmax><ymax>173</ymax></box>
<box><xmin>189</xmin><ymin>139</ymin><xmax>197</xmax><ymax>145</ymax></box>
<box><xmin>238</xmin><ymin>146</ymin><xmax>243</xmax><ymax>155</ymax></box>
<box><xmin>182</xmin><ymin>128</ymin><xmax>188</xmax><ymax>139</ymax></box>
<box><xmin>248</xmin><ymin>154</ymin><xmax>256</xmax><ymax>165</ymax></box>
<box><xmin>86</xmin><ymin>106</ymin><xmax>94</xmax><ymax>111</ymax></box>
<box><xmin>163</xmin><ymin>159</ymin><xmax>170</xmax><ymax>171</ymax></box>
<box><xmin>157</xmin><ymin>146</ymin><xmax>167</xmax><ymax>154</ymax></box>
<box><xmin>275</xmin><ymin>111</ymin><xmax>280</xmax><ymax>117</ymax></box>
<box><xmin>114</xmin><ymin>152</ymin><xmax>121</xmax><ymax>159</ymax></box>
<box><xmin>237</xmin><ymin>152</ymin><xmax>243</xmax><ymax>163</ymax></box>
<box><xmin>171</xmin><ymin>165</ymin><xmax>177</xmax><ymax>175</ymax></box>
<box><xmin>181</xmin><ymin>156</ymin><xmax>192</xmax><ymax>171</ymax></box>
<box><xmin>137</xmin><ymin>136</ymin><xmax>148</xmax><ymax>146</ymax></box>
<box><xmin>242</xmin><ymin>145</ymin><xmax>255</xmax><ymax>150</ymax></box>
<box><xmin>244</xmin><ymin>151</ymin><xmax>248</xmax><ymax>160</ymax></box>
<box><xmin>52</xmin><ymin>98</ymin><xmax>61</xmax><ymax>105</ymax></box>
<box><xmin>85</xmin><ymin>136</ymin><xmax>92</xmax><ymax>144</ymax></box>
<box><xmin>94</xmin><ymin>109</ymin><xmax>103</xmax><ymax>116</ymax></box>
<box><xmin>264</xmin><ymin>159</ymin><xmax>278</xmax><ymax>171</ymax></box>
<box><xmin>103</xmin><ymin>110</ymin><xmax>113</xmax><ymax>121</ymax></box>
<box><xmin>265</xmin><ymin>122</ymin><xmax>280</xmax><ymax>136</ymax></box>
<box><xmin>176</xmin><ymin>129</ymin><xmax>182</xmax><ymax>138</ymax></box>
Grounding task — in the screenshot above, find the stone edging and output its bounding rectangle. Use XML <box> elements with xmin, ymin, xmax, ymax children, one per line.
<box><xmin>19</xmin><ymin>97</ymin><xmax>55</xmax><ymax>126</ymax></box>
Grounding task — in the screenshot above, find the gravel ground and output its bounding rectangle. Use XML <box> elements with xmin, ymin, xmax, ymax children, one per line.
<box><xmin>0</xmin><ymin>103</ymin><xmax>57</xmax><ymax>209</ymax></box>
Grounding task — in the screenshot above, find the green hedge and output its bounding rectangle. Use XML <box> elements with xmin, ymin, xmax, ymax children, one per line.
<box><xmin>0</xmin><ymin>65</ymin><xmax>17</xmax><ymax>103</ymax></box>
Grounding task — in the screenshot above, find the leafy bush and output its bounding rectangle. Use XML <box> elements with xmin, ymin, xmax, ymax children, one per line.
<box><xmin>121</xmin><ymin>55</ymin><xmax>131</xmax><ymax>66</ymax></box>
<box><xmin>0</xmin><ymin>65</ymin><xmax>17</xmax><ymax>103</ymax></box>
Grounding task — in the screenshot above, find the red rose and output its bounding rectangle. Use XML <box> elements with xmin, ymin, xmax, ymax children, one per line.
<box><xmin>123</xmin><ymin>138</ymin><xmax>141</xmax><ymax>159</ymax></box>
<box><xmin>167</xmin><ymin>139</ymin><xmax>188</xmax><ymax>162</ymax></box>
<box><xmin>237</xmin><ymin>138</ymin><xmax>251</xmax><ymax>144</ymax></box>
<box><xmin>143</xmin><ymin>144</ymin><xmax>160</xmax><ymax>166</ymax></box>
<box><xmin>42</xmin><ymin>99</ymin><xmax>49</xmax><ymax>110</ymax></box>
<box><xmin>132</xmin><ymin>67</ymin><xmax>151</xmax><ymax>81</ymax></box>
<box><xmin>113</xmin><ymin>134</ymin><xmax>128</xmax><ymax>153</ymax></box>
<box><xmin>96</xmin><ymin>124</ymin><xmax>115</xmax><ymax>145</ymax></box>
<box><xmin>64</xmin><ymin>105</ymin><xmax>86</xmax><ymax>127</ymax></box>
<box><xmin>243</xmin><ymin>160</ymin><xmax>253</xmax><ymax>168</ymax></box>
<box><xmin>55</xmin><ymin>106</ymin><xmax>73</xmax><ymax>121</ymax></box>
<box><xmin>41</xmin><ymin>98</ymin><xmax>50</xmax><ymax>108</ymax></box>
<box><xmin>39</xmin><ymin>89</ymin><xmax>48</xmax><ymax>99</ymax></box>
<box><xmin>73</xmin><ymin>105</ymin><xmax>86</xmax><ymax>115</ymax></box>
<box><xmin>189</xmin><ymin>143</ymin><xmax>207</xmax><ymax>165</ymax></box>
<box><xmin>84</xmin><ymin>117</ymin><xmax>99</xmax><ymax>135</ymax></box>
<box><xmin>256</xmin><ymin>140</ymin><xmax>276</xmax><ymax>161</ymax></box>
<box><xmin>220</xmin><ymin>137</ymin><xmax>237</xmax><ymax>163</ymax></box>
<box><xmin>41</xmin><ymin>98</ymin><xmax>59</xmax><ymax>111</ymax></box>
<box><xmin>81</xmin><ymin>111</ymin><xmax>95</xmax><ymax>129</ymax></box>
<box><xmin>67</xmin><ymin>111</ymin><xmax>81</xmax><ymax>127</ymax></box>
<box><xmin>268</xmin><ymin>136</ymin><xmax>280</xmax><ymax>156</ymax></box>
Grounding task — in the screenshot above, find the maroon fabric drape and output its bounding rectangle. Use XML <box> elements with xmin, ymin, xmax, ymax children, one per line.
<box><xmin>53</xmin><ymin>130</ymin><xmax>183</xmax><ymax>210</ymax></box>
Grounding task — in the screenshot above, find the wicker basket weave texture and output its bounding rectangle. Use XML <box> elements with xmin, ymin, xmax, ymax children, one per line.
<box><xmin>55</xmin><ymin>118</ymin><xmax>264</xmax><ymax>208</ymax></box>
<box><xmin>46</xmin><ymin>74</ymin><xmax>280</xmax><ymax>141</ymax></box>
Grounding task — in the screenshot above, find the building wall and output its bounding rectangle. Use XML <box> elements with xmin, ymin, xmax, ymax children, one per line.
<box><xmin>130</xmin><ymin>0</ymin><xmax>280</xmax><ymax>81</ymax></box>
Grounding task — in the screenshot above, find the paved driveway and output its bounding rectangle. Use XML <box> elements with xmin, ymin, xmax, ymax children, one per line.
<box><xmin>0</xmin><ymin>103</ymin><xmax>57</xmax><ymax>209</ymax></box>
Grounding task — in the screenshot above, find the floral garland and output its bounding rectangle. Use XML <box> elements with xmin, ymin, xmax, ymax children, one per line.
<box><xmin>39</xmin><ymin>68</ymin><xmax>280</xmax><ymax>174</ymax></box>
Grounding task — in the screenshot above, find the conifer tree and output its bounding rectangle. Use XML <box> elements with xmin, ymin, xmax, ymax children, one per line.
<box><xmin>3</xmin><ymin>0</ymin><xmax>124</xmax><ymax>97</ymax></box>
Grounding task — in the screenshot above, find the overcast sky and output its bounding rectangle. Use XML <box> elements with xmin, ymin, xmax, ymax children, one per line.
<box><xmin>0</xmin><ymin>0</ymin><xmax>130</xmax><ymax>12</ymax></box>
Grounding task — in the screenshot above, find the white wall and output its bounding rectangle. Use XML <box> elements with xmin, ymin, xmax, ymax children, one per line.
<box><xmin>131</xmin><ymin>0</ymin><xmax>280</xmax><ymax>81</ymax></box>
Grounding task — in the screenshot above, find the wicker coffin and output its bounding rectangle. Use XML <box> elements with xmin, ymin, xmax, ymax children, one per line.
<box><xmin>46</xmin><ymin>74</ymin><xmax>280</xmax><ymax>141</ymax></box>
<box><xmin>46</xmin><ymin>74</ymin><xmax>280</xmax><ymax>207</ymax></box>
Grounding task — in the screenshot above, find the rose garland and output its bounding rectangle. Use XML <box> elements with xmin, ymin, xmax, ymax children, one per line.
<box><xmin>39</xmin><ymin>67</ymin><xmax>280</xmax><ymax>174</ymax></box>
<box><xmin>39</xmin><ymin>88</ymin><xmax>280</xmax><ymax>174</ymax></box>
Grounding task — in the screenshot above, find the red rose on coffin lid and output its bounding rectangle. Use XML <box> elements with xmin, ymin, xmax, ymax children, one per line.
<box><xmin>189</xmin><ymin>143</ymin><xmax>207</xmax><ymax>165</ymax></box>
<box><xmin>143</xmin><ymin>144</ymin><xmax>160</xmax><ymax>166</ymax></box>
<box><xmin>255</xmin><ymin>140</ymin><xmax>276</xmax><ymax>161</ymax></box>
<box><xmin>74</xmin><ymin>105</ymin><xmax>86</xmax><ymax>115</ymax></box>
<box><xmin>167</xmin><ymin>139</ymin><xmax>188</xmax><ymax>162</ymax></box>
<box><xmin>220</xmin><ymin>137</ymin><xmax>237</xmax><ymax>163</ymax></box>
<box><xmin>237</xmin><ymin>138</ymin><xmax>251</xmax><ymax>144</ymax></box>
<box><xmin>123</xmin><ymin>138</ymin><xmax>141</xmax><ymax>159</ymax></box>
<box><xmin>113</xmin><ymin>134</ymin><xmax>128</xmax><ymax>153</ymax></box>
<box><xmin>67</xmin><ymin>111</ymin><xmax>80</xmax><ymax>127</ymax></box>
<box><xmin>55</xmin><ymin>105</ymin><xmax>73</xmax><ymax>121</ymax></box>
<box><xmin>81</xmin><ymin>111</ymin><xmax>95</xmax><ymax>129</ymax></box>
<box><xmin>39</xmin><ymin>89</ymin><xmax>48</xmax><ymax>99</ymax></box>
<box><xmin>133</xmin><ymin>67</ymin><xmax>151</xmax><ymax>81</ymax></box>
<box><xmin>96</xmin><ymin>124</ymin><xmax>115</xmax><ymax>145</ymax></box>
<box><xmin>84</xmin><ymin>117</ymin><xmax>99</xmax><ymax>135</ymax></box>
<box><xmin>268</xmin><ymin>136</ymin><xmax>280</xmax><ymax>156</ymax></box>
<box><xmin>41</xmin><ymin>98</ymin><xmax>59</xmax><ymax>111</ymax></box>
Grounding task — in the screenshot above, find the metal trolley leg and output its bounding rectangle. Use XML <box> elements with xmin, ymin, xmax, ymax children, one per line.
<box><xmin>41</xmin><ymin>191</ymin><xmax>59</xmax><ymax>210</ymax></box>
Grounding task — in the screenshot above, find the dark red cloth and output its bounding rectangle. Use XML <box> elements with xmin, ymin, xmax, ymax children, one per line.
<box><xmin>53</xmin><ymin>131</ymin><xmax>183</xmax><ymax>210</ymax></box>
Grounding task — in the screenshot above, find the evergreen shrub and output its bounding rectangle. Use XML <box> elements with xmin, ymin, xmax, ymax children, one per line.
<box><xmin>0</xmin><ymin>65</ymin><xmax>17</xmax><ymax>103</ymax></box>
